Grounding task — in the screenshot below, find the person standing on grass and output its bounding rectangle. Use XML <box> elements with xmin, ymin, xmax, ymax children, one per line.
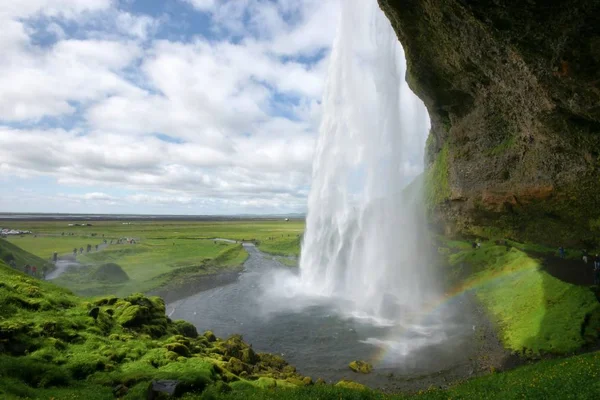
<box><xmin>31</xmin><ymin>265</ymin><xmax>37</xmax><ymax>277</ymax></box>
<box><xmin>559</xmin><ymin>246</ymin><xmax>565</xmax><ymax>259</ymax></box>
<box><xmin>42</xmin><ymin>265</ymin><xmax>47</xmax><ymax>280</ymax></box>
<box><xmin>583</xmin><ymin>249</ymin><xmax>589</xmax><ymax>264</ymax></box>
<box><xmin>24</xmin><ymin>265</ymin><xmax>31</xmax><ymax>275</ymax></box>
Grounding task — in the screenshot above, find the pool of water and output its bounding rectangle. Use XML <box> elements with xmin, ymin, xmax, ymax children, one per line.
<box><xmin>168</xmin><ymin>245</ymin><xmax>477</xmax><ymax>389</ymax></box>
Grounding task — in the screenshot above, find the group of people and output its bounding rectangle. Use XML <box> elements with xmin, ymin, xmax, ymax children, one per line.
<box><xmin>8</xmin><ymin>260</ymin><xmax>47</xmax><ymax>279</ymax></box>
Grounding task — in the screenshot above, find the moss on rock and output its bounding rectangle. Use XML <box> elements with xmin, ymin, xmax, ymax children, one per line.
<box><xmin>348</xmin><ymin>360</ymin><xmax>373</xmax><ymax>374</ymax></box>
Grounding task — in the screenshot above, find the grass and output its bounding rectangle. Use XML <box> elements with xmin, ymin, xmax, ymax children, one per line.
<box><xmin>444</xmin><ymin>240</ymin><xmax>600</xmax><ymax>355</ymax></box>
<box><xmin>4</xmin><ymin>220</ymin><xmax>304</xmax><ymax>297</ymax></box>
<box><xmin>5</xmin><ymin>220</ymin><xmax>304</xmax><ymax>258</ymax></box>
<box><xmin>5</xmin><ymin>235</ymin><xmax>108</xmax><ymax>259</ymax></box>
<box><xmin>0</xmin><ymin>239</ymin><xmax>53</xmax><ymax>273</ymax></box>
<box><xmin>52</xmin><ymin>239</ymin><xmax>248</xmax><ymax>297</ymax></box>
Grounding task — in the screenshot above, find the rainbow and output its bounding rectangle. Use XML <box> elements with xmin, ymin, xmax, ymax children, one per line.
<box><xmin>368</xmin><ymin>267</ymin><xmax>533</xmax><ymax>365</ymax></box>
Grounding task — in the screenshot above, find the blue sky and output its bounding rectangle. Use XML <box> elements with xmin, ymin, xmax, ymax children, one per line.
<box><xmin>0</xmin><ymin>0</ymin><xmax>341</xmax><ymax>215</ymax></box>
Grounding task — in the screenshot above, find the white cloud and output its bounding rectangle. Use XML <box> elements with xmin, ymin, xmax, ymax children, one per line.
<box><xmin>0</xmin><ymin>0</ymin><xmax>344</xmax><ymax>214</ymax></box>
<box><xmin>0</xmin><ymin>0</ymin><xmax>113</xmax><ymax>20</ymax></box>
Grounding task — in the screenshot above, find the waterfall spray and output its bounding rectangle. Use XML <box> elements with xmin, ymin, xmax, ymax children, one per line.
<box><xmin>298</xmin><ymin>0</ymin><xmax>432</xmax><ymax>323</ymax></box>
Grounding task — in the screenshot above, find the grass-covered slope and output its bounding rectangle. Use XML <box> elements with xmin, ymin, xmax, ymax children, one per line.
<box><xmin>0</xmin><ymin>239</ymin><xmax>53</xmax><ymax>273</ymax></box>
<box><xmin>441</xmin><ymin>240</ymin><xmax>600</xmax><ymax>354</ymax></box>
<box><xmin>0</xmin><ymin>261</ymin><xmax>311</xmax><ymax>400</ymax></box>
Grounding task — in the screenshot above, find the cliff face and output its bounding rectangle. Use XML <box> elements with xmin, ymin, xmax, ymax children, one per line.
<box><xmin>379</xmin><ymin>0</ymin><xmax>600</xmax><ymax>246</ymax></box>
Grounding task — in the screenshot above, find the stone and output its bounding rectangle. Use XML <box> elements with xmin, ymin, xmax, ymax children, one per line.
<box><xmin>349</xmin><ymin>360</ymin><xmax>373</xmax><ymax>374</ymax></box>
<box><xmin>147</xmin><ymin>380</ymin><xmax>182</xmax><ymax>399</ymax></box>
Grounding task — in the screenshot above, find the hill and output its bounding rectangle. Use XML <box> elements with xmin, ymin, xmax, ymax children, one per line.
<box><xmin>0</xmin><ymin>238</ymin><xmax>53</xmax><ymax>274</ymax></box>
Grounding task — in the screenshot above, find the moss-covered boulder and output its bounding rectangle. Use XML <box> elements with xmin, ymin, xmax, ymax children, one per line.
<box><xmin>203</xmin><ymin>330</ymin><xmax>217</xmax><ymax>342</ymax></box>
<box><xmin>174</xmin><ymin>320</ymin><xmax>198</xmax><ymax>338</ymax></box>
<box><xmin>349</xmin><ymin>360</ymin><xmax>373</xmax><ymax>374</ymax></box>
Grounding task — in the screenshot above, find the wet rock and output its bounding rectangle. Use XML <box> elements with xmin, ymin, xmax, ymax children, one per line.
<box><xmin>349</xmin><ymin>360</ymin><xmax>373</xmax><ymax>374</ymax></box>
<box><xmin>302</xmin><ymin>376</ymin><xmax>313</xmax><ymax>386</ymax></box>
<box><xmin>147</xmin><ymin>380</ymin><xmax>183</xmax><ymax>399</ymax></box>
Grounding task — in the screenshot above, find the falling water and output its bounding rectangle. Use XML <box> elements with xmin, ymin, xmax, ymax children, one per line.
<box><xmin>298</xmin><ymin>0</ymin><xmax>433</xmax><ymax>324</ymax></box>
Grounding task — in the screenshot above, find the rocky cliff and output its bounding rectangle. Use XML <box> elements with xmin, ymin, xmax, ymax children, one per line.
<box><xmin>379</xmin><ymin>0</ymin><xmax>600</xmax><ymax>246</ymax></box>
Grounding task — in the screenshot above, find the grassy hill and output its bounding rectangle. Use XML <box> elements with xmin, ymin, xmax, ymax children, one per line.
<box><xmin>0</xmin><ymin>238</ymin><xmax>53</xmax><ymax>273</ymax></box>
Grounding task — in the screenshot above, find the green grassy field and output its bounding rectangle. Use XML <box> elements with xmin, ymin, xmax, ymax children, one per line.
<box><xmin>5</xmin><ymin>220</ymin><xmax>304</xmax><ymax>257</ymax></box>
<box><xmin>440</xmin><ymin>239</ymin><xmax>600</xmax><ymax>355</ymax></box>
<box><xmin>3</xmin><ymin>220</ymin><xmax>304</xmax><ymax>297</ymax></box>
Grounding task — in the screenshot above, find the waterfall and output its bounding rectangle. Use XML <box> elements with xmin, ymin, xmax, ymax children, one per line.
<box><xmin>298</xmin><ymin>0</ymin><xmax>433</xmax><ymax>323</ymax></box>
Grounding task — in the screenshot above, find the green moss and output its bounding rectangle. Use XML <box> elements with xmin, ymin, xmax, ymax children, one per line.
<box><xmin>424</xmin><ymin>143</ymin><xmax>451</xmax><ymax>210</ymax></box>
<box><xmin>448</xmin><ymin>241</ymin><xmax>600</xmax><ymax>354</ymax></box>
<box><xmin>348</xmin><ymin>360</ymin><xmax>373</xmax><ymax>374</ymax></box>
<box><xmin>335</xmin><ymin>380</ymin><xmax>368</xmax><ymax>391</ymax></box>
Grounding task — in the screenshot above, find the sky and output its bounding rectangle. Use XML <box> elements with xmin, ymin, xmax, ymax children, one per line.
<box><xmin>0</xmin><ymin>0</ymin><xmax>427</xmax><ymax>216</ymax></box>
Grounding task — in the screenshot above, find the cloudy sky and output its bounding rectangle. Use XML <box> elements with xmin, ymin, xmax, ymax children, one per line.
<box><xmin>0</xmin><ymin>0</ymin><xmax>427</xmax><ymax>216</ymax></box>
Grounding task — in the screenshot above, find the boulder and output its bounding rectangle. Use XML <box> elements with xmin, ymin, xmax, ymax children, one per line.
<box><xmin>349</xmin><ymin>360</ymin><xmax>373</xmax><ymax>374</ymax></box>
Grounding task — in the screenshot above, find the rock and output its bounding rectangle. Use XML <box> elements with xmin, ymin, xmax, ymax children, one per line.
<box><xmin>204</xmin><ymin>330</ymin><xmax>217</xmax><ymax>342</ymax></box>
<box><xmin>147</xmin><ymin>380</ymin><xmax>183</xmax><ymax>399</ymax></box>
<box><xmin>164</xmin><ymin>342</ymin><xmax>190</xmax><ymax>357</ymax></box>
<box><xmin>87</xmin><ymin>307</ymin><xmax>100</xmax><ymax>320</ymax></box>
<box><xmin>112</xmin><ymin>384</ymin><xmax>128</xmax><ymax>397</ymax></box>
<box><xmin>378</xmin><ymin>0</ymin><xmax>600</xmax><ymax>246</ymax></box>
<box><xmin>226</xmin><ymin>357</ymin><xmax>247</xmax><ymax>376</ymax></box>
<box><xmin>240</xmin><ymin>347</ymin><xmax>258</xmax><ymax>364</ymax></box>
<box><xmin>349</xmin><ymin>360</ymin><xmax>373</xmax><ymax>374</ymax></box>
<box><xmin>174</xmin><ymin>320</ymin><xmax>198</xmax><ymax>338</ymax></box>
<box><xmin>94</xmin><ymin>296</ymin><xmax>118</xmax><ymax>306</ymax></box>
<box><xmin>315</xmin><ymin>378</ymin><xmax>326</xmax><ymax>385</ymax></box>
